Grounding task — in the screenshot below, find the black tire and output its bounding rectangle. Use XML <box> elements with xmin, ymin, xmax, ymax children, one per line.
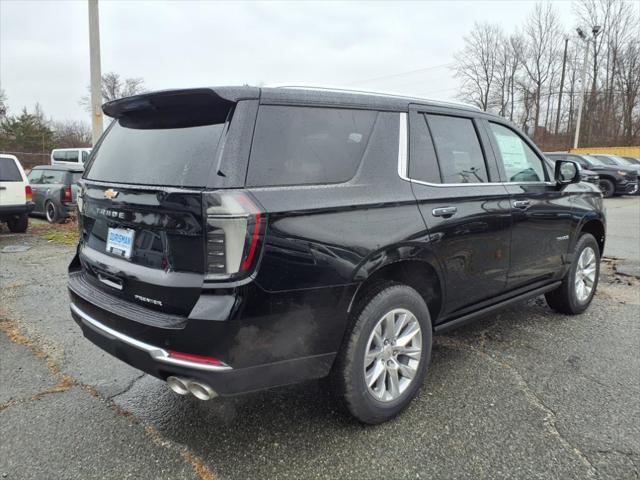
<box><xmin>45</xmin><ymin>201</ymin><xmax>62</xmax><ymax>224</ymax></box>
<box><xmin>331</xmin><ymin>282</ymin><xmax>432</xmax><ymax>424</ymax></box>
<box><xmin>545</xmin><ymin>233</ymin><xmax>600</xmax><ymax>314</ymax></box>
<box><xmin>598</xmin><ymin>179</ymin><xmax>614</xmax><ymax>198</ymax></box>
<box><xmin>7</xmin><ymin>214</ymin><xmax>29</xmax><ymax>233</ymax></box>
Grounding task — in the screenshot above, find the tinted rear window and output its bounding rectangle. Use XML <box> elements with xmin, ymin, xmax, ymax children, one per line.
<box><xmin>85</xmin><ymin>120</ymin><xmax>225</xmax><ymax>187</ymax></box>
<box><xmin>247</xmin><ymin>106</ymin><xmax>376</xmax><ymax>187</ymax></box>
<box><xmin>0</xmin><ymin>157</ymin><xmax>22</xmax><ymax>182</ymax></box>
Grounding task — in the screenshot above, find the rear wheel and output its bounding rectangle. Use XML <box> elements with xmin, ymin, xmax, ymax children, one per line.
<box><xmin>598</xmin><ymin>179</ymin><xmax>614</xmax><ymax>198</ymax></box>
<box><xmin>45</xmin><ymin>201</ymin><xmax>62</xmax><ymax>223</ymax></box>
<box><xmin>545</xmin><ymin>233</ymin><xmax>600</xmax><ymax>314</ymax></box>
<box><xmin>7</xmin><ymin>214</ymin><xmax>29</xmax><ymax>233</ymax></box>
<box><xmin>331</xmin><ymin>283</ymin><xmax>432</xmax><ymax>424</ymax></box>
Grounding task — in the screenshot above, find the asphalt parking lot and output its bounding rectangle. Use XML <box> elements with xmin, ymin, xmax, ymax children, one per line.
<box><xmin>1</xmin><ymin>197</ymin><xmax>638</xmax><ymax>480</ymax></box>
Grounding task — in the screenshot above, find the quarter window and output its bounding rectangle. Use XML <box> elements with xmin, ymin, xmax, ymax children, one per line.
<box><xmin>426</xmin><ymin>114</ymin><xmax>488</xmax><ymax>184</ymax></box>
<box><xmin>247</xmin><ymin>106</ymin><xmax>377</xmax><ymax>187</ymax></box>
<box><xmin>489</xmin><ymin>123</ymin><xmax>546</xmax><ymax>182</ymax></box>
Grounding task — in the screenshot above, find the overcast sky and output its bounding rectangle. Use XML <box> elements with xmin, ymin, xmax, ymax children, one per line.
<box><xmin>1</xmin><ymin>0</ymin><xmax>576</xmax><ymax>123</ymax></box>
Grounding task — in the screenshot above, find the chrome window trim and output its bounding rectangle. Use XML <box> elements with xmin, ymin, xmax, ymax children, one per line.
<box><xmin>397</xmin><ymin>112</ymin><xmax>409</xmax><ymax>181</ymax></box>
<box><xmin>70</xmin><ymin>303</ymin><xmax>232</xmax><ymax>372</ymax></box>
<box><xmin>397</xmin><ymin>112</ymin><xmax>552</xmax><ymax>188</ymax></box>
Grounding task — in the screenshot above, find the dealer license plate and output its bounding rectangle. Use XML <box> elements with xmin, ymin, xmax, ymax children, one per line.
<box><xmin>106</xmin><ymin>228</ymin><xmax>135</xmax><ymax>259</ymax></box>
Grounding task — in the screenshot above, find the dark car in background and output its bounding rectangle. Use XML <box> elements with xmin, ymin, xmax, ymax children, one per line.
<box><xmin>622</xmin><ymin>156</ymin><xmax>640</xmax><ymax>166</ymax></box>
<box><xmin>27</xmin><ymin>165</ymin><xmax>82</xmax><ymax>223</ymax></box>
<box><xmin>546</xmin><ymin>153</ymin><xmax>638</xmax><ymax>197</ymax></box>
<box><xmin>68</xmin><ymin>86</ymin><xmax>605</xmax><ymax>424</ymax></box>
<box><xmin>592</xmin><ymin>154</ymin><xmax>640</xmax><ymax>174</ymax></box>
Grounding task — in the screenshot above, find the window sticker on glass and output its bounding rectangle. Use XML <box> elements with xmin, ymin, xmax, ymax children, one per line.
<box><xmin>489</xmin><ymin>123</ymin><xmax>545</xmax><ymax>182</ymax></box>
<box><xmin>495</xmin><ymin>133</ymin><xmax>528</xmax><ymax>175</ymax></box>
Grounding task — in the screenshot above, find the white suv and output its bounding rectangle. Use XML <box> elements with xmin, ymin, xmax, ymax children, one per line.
<box><xmin>0</xmin><ymin>154</ymin><xmax>34</xmax><ymax>233</ymax></box>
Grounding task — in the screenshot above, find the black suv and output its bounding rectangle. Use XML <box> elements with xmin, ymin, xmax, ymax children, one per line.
<box><xmin>546</xmin><ymin>152</ymin><xmax>638</xmax><ymax>197</ymax></box>
<box><xmin>68</xmin><ymin>87</ymin><xmax>605</xmax><ymax>424</ymax></box>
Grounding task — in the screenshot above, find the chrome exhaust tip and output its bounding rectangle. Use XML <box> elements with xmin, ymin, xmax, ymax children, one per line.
<box><xmin>187</xmin><ymin>381</ymin><xmax>217</xmax><ymax>401</ymax></box>
<box><xmin>166</xmin><ymin>376</ymin><xmax>189</xmax><ymax>395</ymax></box>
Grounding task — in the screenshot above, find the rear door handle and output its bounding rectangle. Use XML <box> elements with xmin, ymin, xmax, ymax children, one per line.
<box><xmin>513</xmin><ymin>200</ymin><xmax>530</xmax><ymax>209</ymax></box>
<box><xmin>432</xmin><ymin>206</ymin><xmax>458</xmax><ymax>217</ymax></box>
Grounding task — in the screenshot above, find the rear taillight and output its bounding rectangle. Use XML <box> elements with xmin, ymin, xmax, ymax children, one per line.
<box><xmin>62</xmin><ymin>186</ymin><xmax>72</xmax><ymax>203</ymax></box>
<box><xmin>204</xmin><ymin>191</ymin><xmax>265</xmax><ymax>280</ymax></box>
<box><xmin>25</xmin><ymin>185</ymin><xmax>32</xmax><ymax>202</ymax></box>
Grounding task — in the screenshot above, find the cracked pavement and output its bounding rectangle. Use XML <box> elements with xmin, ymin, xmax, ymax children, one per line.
<box><xmin>1</xmin><ymin>197</ymin><xmax>639</xmax><ymax>479</ymax></box>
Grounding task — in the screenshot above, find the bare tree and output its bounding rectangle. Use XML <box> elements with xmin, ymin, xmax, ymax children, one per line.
<box><xmin>453</xmin><ymin>22</ymin><xmax>503</xmax><ymax>111</ymax></box>
<box><xmin>0</xmin><ymin>88</ymin><xmax>7</xmax><ymax>118</ymax></box>
<box><xmin>519</xmin><ymin>3</ymin><xmax>562</xmax><ymax>139</ymax></box>
<box><xmin>79</xmin><ymin>72</ymin><xmax>147</xmax><ymax>111</ymax></box>
<box><xmin>52</xmin><ymin>120</ymin><xmax>92</xmax><ymax>148</ymax></box>
<box><xmin>615</xmin><ymin>39</ymin><xmax>640</xmax><ymax>144</ymax></box>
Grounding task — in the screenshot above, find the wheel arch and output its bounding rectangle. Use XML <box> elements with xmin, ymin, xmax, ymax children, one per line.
<box><xmin>574</xmin><ymin>216</ymin><xmax>605</xmax><ymax>256</ymax></box>
<box><xmin>349</xmin><ymin>248</ymin><xmax>445</xmax><ymax>326</ymax></box>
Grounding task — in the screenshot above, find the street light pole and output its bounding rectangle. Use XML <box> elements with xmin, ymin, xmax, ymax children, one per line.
<box><xmin>555</xmin><ymin>37</ymin><xmax>569</xmax><ymax>135</ymax></box>
<box><xmin>573</xmin><ymin>25</ymin><xmax>601</xmax><ymax>150</ymax></box>
<box><xmin>88</xmin><ymin>0</ymin><xmax>103</xmax><ymax>146</ymax></box>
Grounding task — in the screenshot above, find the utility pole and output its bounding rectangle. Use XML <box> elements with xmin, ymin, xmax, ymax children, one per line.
<box><xmin>573</xmin><ymin>25</ymin><xmax>601</xmax><ymax>150</ymax></box>
<box><xmin>88</xmin><ymin>0</ymin><xmax>103</xmax><ymax>146</ymax></box>
<box><xmin>554</xmin><ymin>37</ymin><xmax>568</xmax><ymax>135</ymax></box>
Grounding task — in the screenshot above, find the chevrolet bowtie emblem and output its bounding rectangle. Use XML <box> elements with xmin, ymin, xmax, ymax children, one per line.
<box><xmin>104</xmin><ymin>189</ymin><xmax>119</xmax><ymax>200</ymax></box>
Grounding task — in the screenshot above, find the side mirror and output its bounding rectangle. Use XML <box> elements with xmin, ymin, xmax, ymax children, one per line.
<box><xmin>555</xmin><ymin>160</ymin><xmax>580</xmax><ymax>185</ymax></box>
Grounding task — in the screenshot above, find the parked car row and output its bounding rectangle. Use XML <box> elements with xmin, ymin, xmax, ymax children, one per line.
<box><xmin>545</xmin><ymin>152</ymin><xmax>639</xmax><ymax>198</ymax></box>
<box><xmin>1</xmin><ymin>149</ymin><xmax>88</xmax><ymax>232</ymax></box>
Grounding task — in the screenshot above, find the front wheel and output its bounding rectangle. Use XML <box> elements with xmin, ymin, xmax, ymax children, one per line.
<box><xmin>545</xmin><ymin>233</ymin><xmax>600</xmax><ymax>314</ymax></box>
<box><xmin>598</xmin><ymin>179</ymin><xmax>614</xmax><ymax>198</ymax></box>
<box><xmin>331</xmin><ymin>283</ymin><xmax>432</xmax><ymax>424</ymax></box>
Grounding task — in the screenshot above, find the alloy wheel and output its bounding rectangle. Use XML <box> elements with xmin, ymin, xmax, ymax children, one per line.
<box><xmin>363</xmin><ymin>308</ymin><xmax>422</xmax><ymax>402</ymax></box>
<box><xmin>575</xmin><ymin>246</ymin><xmax>597</xmax><ymax>302</ymax></box>
<box><xmin>46</xmin><ymin>203</ymin><xmax>56</xmax><ymax>223</ymax></box>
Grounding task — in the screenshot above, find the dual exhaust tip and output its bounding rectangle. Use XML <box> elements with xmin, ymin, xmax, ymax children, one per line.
<box><xmin>166</xmin><ymin>376</ymin><xmax>217</xmax><ymax>401</ymax></box>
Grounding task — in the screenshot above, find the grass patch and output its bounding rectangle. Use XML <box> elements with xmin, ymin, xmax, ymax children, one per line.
<box><xmin>30</xmin><ymin>220</ymin><xmax>79</xmax><ymax>246</ymax></box>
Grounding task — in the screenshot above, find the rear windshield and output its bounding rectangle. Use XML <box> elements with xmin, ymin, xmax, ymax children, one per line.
<box><xmin>0</xmin><ymin>157</ymin><xmax>22</xmax><ymax>182</ymax></box>
<box><xmin>85</xmin><ymin>120</ymin><xmax>225</xmax><ymax>187</ymax></box>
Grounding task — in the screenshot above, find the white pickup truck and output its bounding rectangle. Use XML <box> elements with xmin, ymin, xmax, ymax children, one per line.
<box><xmin>0</xmin><ymin>154</ymin><xmax>34</xmax><ymax>232</ymax></box>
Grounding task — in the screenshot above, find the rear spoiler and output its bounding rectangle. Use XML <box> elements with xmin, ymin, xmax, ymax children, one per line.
<box><xmin>102</xmin><ymin>87</ymin><xmax>260</xmax><ymax>119</ymax></box>
<box><xmin>102</xmin><ymin>87</ymin><xmax>260</xmax><ymax>129</ymax></box>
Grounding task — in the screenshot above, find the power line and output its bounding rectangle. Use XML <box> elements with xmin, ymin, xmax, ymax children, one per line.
<box><xmin>347</xmin><ymin>62</ymin><xmax>455</xmax><ymax>86</ymax></box>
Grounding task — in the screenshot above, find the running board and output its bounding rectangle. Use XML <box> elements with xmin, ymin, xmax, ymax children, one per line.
<box><xmin>434</xmin><ymin>281</ymin><xmax>561</xmax><ymax>334</ymax></box>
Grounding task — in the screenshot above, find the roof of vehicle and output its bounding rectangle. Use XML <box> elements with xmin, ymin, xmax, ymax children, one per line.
<box><xmin>0</xmin><ymin>153</ymin><xmax>19</xmax><ymax>161</ymax></box>
<box><xmin>33</xmin><ymin>164</ymin><xmax>84</xmax><ymax>172</ymax></box>
<box><xmin>51</xmin><ymin>147</ymin><xmax>92</xmax><ymax>152</ymax></box>
<box><xmin>102</xmin><ymin>85</ymin><xmax>490</xmax><ymax>118</ymax></box>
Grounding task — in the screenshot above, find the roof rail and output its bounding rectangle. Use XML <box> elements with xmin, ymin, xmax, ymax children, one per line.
<box><xmin>265</xmin><ymin>83</ymin><xmax>481</xmax><ymax>111</ymax></box>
